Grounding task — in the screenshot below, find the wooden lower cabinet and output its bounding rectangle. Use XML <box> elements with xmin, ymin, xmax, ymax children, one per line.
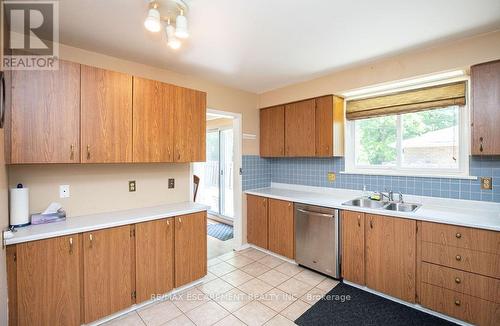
<box><xmin>83</xmin><ymin>226</ymin><xmax>133</xmax><ymax>323</ymax></box>
<box><xmin>135</xmin><ymin>218</ymin><xmax>174</xmax><ymax>303</ymax></box>
<box><xmin>268</xmin><ymin>199</ymin><xmax>294</xmax><ymax>259</ymax></box>
<box><xmin>174</xmin><ymin>211</ymin><xmax>207</xmax><ymax>287</ymax></box>
<box><xmin>365</xmin><ymin>214</ymin><xmax>416</xmax><ymax>303</ymax></box>
<box><xmin>421</xmin><ymin>283</ymin><xmax>500</xmax><ymax>325</ymax></box>
<box><xmin>341</xmin><ymin>211</ymin><xmax>365</xmax><ymax>285</ymax></box>
<box><xmin>8</xmin><ymin>235</ymin><xmax>81</xmax><ymax>326</ymax></box>
<box><xmin>247</xmin><ymin>194</ymin><xmax>269</xmax><ymax>249</ymax></box>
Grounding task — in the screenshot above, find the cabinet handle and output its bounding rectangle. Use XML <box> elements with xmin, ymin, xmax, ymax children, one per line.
<box><xmin>455</xmin><ymin>255</ymin><xmax>462</xmax><ymax>261</ymax></box>
<box><xmin>454</xmin><ymin>300</ymin><xmax>461</xmax><ymax>306</ymax></box>
<box><xmin>178</xmin><ymin>217</ymin><xmax>182</xmax><ymax>223</ymax></box>
<box><xmin>167</xmin><ymin>220</ymin><xmax>170</xmax><ymax>226</ymax></box>
<box><xmin>455</xmin><ymin>232</ymin><xmax>462</xmax><ymax>239</ymax></box>
<box><xmin>479</xmin><ymin>137</ymin><xmax>484</xmax><ymax>152</ymax></box>
<box><xmin>357</xmin><ymin>215</ymin><xmax>361</xmax><ymax>227</ymax></box>
<box><xmin>455</xmin><ymin>277</ymin><xmax>461</xmax><ymax>284</ymax></box>
<box><xmin>370</xmin><ymin>219</ymin><xmax>373</xmax><ymax>229</ymax></box>
<box><xmin>288</xmin><ymin>203</ymin><xmax>291</xmax><ymax>208</ymax></box>
<box><xmin>70</xmin><ymin>144</ymin><xmax>75</xmax><ymax>160</ymax></box>
<box><xmin>86</xmin><ymin>145</ymin><xmax>91</xmax><ymax>160</ymax></box>
<box><xmin>89</xmin><ymin>233</ymin><xmax>93</xmax><ymax>247</ymax></box>
<box><xmin>69</xmin><ymin>237</ymin><xmax>73</xmax><ymax>253</ymax></box>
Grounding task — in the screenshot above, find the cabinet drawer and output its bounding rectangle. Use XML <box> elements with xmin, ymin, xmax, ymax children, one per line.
<box><xmin>421</xmin><ymin>222</ymin><xmax>500</xmax><ymax>255</ymax></box>
<box><xmin>421</xmin><ymin>242</ymin><xmax>500</xmax><ymax>279</ymax></box>
<box><xmin>421</xmin><ymin>262</ymin><xmax>500</xmax><ymax>303</ymax></box>
<box><xmin>421</xmin><ymin>283</ymin><xmax>500</xmax><ymax>326</ymax></box>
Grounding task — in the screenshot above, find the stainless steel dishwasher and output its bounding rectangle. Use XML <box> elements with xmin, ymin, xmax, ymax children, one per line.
<box><xmin>295</xmin><ymin>203</ymin><xmax>340</xmax><ymax>278</ymax></box>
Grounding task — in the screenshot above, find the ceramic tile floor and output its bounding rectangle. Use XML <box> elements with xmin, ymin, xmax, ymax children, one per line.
<box><xmin>102</xmin><ymin>248</ymin><xmax>340</xmax><ymax>326</ymax></box>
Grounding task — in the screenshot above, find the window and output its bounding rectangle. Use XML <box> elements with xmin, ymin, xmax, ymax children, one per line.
<box><xmin>347</xmin><ymin>105</ymin><xmax>469</xmax><ymax>177</ymax></box>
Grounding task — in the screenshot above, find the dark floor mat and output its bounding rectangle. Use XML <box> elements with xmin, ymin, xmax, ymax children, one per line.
<box><xmin>295</xmin><ymin>283</ymin><xmax>457</xmax><ymax>326</ymax></box>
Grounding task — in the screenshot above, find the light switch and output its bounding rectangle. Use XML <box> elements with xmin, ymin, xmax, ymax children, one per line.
<box><xmin>59</xmin><ymin>185</ymin><xmax>70</xmax><ymax>198</ymax></box>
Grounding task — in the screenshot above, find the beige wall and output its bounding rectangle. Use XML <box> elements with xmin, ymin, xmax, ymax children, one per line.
<box><xmin>9</xmin><ymin>164</ymin><xmax>189</xmax><ymax>217</ymax></box>
<box><xmin>259</xmin><ymin>31</ymin><xmax>500</xmax><ymax>106</ymax></box>
<box><xmin>207</xmin><ymin>118</ymin><xmax>234</xmax><ymax>130</ymax></box>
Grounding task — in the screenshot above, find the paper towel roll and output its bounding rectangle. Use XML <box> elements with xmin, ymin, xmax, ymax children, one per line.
<box><xmin>10</xmin><ymin>187</ymin><xmax>29</xmax><ymax>227</ymax></box>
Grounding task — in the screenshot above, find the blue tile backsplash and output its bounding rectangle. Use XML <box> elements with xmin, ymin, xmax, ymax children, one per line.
<box><xmin>242</xmin><ymin>155</ymin><xmax>500</xmax><ymax>203</ymax></box>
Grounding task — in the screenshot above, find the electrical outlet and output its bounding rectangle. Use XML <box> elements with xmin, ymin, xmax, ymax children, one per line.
<box><xmin>59</xmin><ymin>185</ymin><xmax>70</xmax><ymax>198</ymax></box>
<box><xmin>327</xmin><ymin>172</ymin><xmax>336</xmax><ymax>182</ymax></box>
<box><xmin>168</xmin><ymin>178</ymin><xmax>175</xmax><ymax>189</ymax></box>
<box><xmin>480</xmin><ymin>177</ymin><xmax>492</xmax><ymax>190</ymax></box>
<box><xmin>129</xmin><ymin>180</ymin><xmax>136</xmax><ymax>192</ymax></box>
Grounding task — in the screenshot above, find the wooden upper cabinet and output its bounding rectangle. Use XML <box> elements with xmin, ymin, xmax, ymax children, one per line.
<box><xmin>471</xmin><ymin>60</ymin><xmax>500</xmax><ymax>155</ymax></box>
<box><xmin>173</xmin><ymin>86</ymin><xmax>206</xmax><ymax>162</ymax></box>
<box><xmin>13</xmin><ymin>235</ymin><xmax>81</xmax><ymax>326</ymax></box>
<box><xmin>10</xmin><ymin>60</ymin><xmax>80</xmax><ymax>163</ymax></box>
<box><xmin>133</xmin><ymin>77</ymin><xmax>174</xmax><ymax>162</ymax></box>
<box><xmin>365</xmin><ymin>214</ymin><xmax>416</xmax><ymax>303</ymax></box>
<box><xmin>315</xmin><ymin>95</ymin><xmax>344</xmax><ymax>157</ymax></box>
<box><xmin>341</xmin><ymin>211</ymin><xmax>365</xmax><ymax>285</ymax></box>
<box><xmin>261</xmin><ymin>95</ymin><xmax>345</xmax><ymax>158</ymax></box>
<box><xmin>285</xmin><ymin>99</ymin><xmax>316</xmax><ymax>157</ymax></box>
<box><xmin>260</xmin><ymin>106</ymin><xmax>285</xmax><ymax>157</ymax></box>
<box><xmin>174</xmin><ymin>211</ymin><xmax>207</xmax><ymax>287</ymax></box>
<box><xmin>247</xmin><ymin>194</ymin><xmax>269</xmax><ymax>249</ymax></box>
<box><xmin>268</xmin><ymin>199</ymin><xmax>294</xmax><ymax>259</ymax></box>
<box><xmin>82</xmin><ymin>226</ymin><xmax>132</xmax><ymax>323</ymax></box>
<box><xmin>135</xmin><ymin>218</ymin><xmax>174</xmax><ymax>303</ymax></box>
<box><xmin>81</xmin><ymin>65</ymin><xmax>133</xmax><ymax>163</ymax></box>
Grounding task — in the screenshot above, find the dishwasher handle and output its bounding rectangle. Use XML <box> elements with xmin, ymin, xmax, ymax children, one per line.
<box><xmin>296</xmin><ymin>208</ymin><xmax>335</xmax><ymax>218</ymax></box>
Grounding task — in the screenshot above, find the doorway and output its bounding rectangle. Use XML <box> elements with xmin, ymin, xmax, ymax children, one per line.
<box><xmin>192</xmin><ymin>110</ymin><xmax>242</xmax><ymax>259</ymax></box>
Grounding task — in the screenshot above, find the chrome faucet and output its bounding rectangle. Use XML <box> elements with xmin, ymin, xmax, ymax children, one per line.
<box><xmin>398</xmin><ymin>192</ymin><xmax>404</xmax><ymax>203</ymax></box>
<box><xmin>379</xmin><ymin>190</ymin><xmax>394</xmax><ymax>202</ymax></box>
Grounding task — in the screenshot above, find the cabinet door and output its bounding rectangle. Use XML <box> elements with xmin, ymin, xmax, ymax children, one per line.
<box><xmin>268</xmin><ymin>199</ymin><xmax>294</xmax><ymax>259</ymax></box>
<box><xmin>247</xmin><ymin>194</ymin><xmax>268</xmax><ymax>249</ymax></box>
<box><xmin>260</xmin><ymin>106</ymin><xmax>285</xmax><ymax>157</ymax></box>
<box><xmin>136</xmin><ymin>218</ymin><xmax>174</xmax><ymax>303</ymax></box>
<box><xmin>471</xmin><ymin>60</ymin><xmax>500</xmax><ymax>155</ymax></box>
<box><xmin>133</xmin><ymin>77</ymin><xmax>174</xmax><ymax>162</ymax></box>
<box><xmin>315</xmin><ymin>96</ymin><xmax>333</xmax><ymax>157</ymax></box>
<box><xmin>83</xmin><ymin>226</ymin><xmax>132</xmax><ymax>323</ymax></box>
<box><xmin>81</xmin><ymin>65</ymin><xmax>133</xmax><ymax>163</ymax></box>
<box><xmin>285</xmin><ymin>99</ymin><xmax>316</xmax><ymax>156</ymax></box>
<box><xmin>10</xmin><ymin>60</ymin><xmax>80</xmax><ymax>163</ymax></box>
<box><xmin>173</xmin><ymin>86</ymin><xmax>206</xmax><ymax>162</ymax></box>
<box><xmin>175</xmin><ymin>211</ymin><xmax>207</xmax><ymax>287</ymax></box>
<box><xmin>365</xmin><ymin>214</ymin><xmax>416</xmax><ymax>302</ymax></box>
<box><xmin>341</xmin><ymin>211</ymin><xmax>365</xmax><ymax>285</ymax></box>
<box><xmin>15</xmin><ymin>235</ymin><xmax>81</xmax><ymax>326</ymax></box>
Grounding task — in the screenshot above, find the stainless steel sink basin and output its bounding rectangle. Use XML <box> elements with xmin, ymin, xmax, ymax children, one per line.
<box><xmin>343</xmin><ymin>198</ymin><xmax>387</xmax><ymax>209</ymax></box>
<box><xmin>342</xmin><ymin>197</ymin><xmax>421</xmax><ymax>213</ymax></box>
<box><xmin>383</xmin><ymin>202</ymin><xmax>421</xmax><ymax>212</ymax></box>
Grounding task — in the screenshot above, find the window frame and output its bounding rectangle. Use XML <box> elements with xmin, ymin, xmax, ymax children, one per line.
<box><xmin>344</xmin><ymin>86</ymin><xmax>471</xmax><ymax>179</ymax></box>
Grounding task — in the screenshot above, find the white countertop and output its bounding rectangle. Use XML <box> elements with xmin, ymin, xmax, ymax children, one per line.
<box><xmin>5</xmin><ymin>202</ymin><xmax>209</xmax><ymax>245</ymax></box>
<box><xmin>245</xmin><ymin>183</ymin><xmax>500</xmax><ymax>232</ymax></box>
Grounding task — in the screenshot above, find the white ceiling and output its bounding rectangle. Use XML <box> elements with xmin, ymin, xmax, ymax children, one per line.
<box><xmin>59</xmin><ymin>0</ymin><xmax>500</xmax><ymax>93</ymax></box>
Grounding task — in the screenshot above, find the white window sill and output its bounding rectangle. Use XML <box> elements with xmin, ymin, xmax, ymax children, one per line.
<box><xmin>340</xmin><ymin>170</ymin><xmax>477</xmax><ymax>180</ymax></box>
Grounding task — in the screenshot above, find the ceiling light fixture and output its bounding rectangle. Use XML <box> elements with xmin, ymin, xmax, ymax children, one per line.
<box><xmin>144</xmin><ymin>0</ymin><xmax>189</xmax><ymax>49</ymax></box>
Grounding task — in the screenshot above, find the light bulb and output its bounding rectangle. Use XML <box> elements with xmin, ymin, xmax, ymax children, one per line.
<box><xmin>166</xmin><ymin>23</ymin><xmax>181</xmax><ymax>49</ymax></box>
<box><xmin>175</xmin><ymin>10</ymin><xmax>189</xmax><ymax>39</ymax></box>
<box><xmin>144</xmin><ymin>8</ymin><xmax>161</xmax><ymax>32</ymax></box>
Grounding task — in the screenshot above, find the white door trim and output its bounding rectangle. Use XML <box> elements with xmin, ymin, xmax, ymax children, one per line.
<box><xmin>190</xmin><ymin>108</ymin><xmax>243</xmax><ymax>249</ymax></box>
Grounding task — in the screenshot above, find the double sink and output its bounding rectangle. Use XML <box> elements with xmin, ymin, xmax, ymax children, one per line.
<box><xmin>342</xmin><ymin>198</ymin><xmax>421</xmax><ymax>213</ymax></box>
